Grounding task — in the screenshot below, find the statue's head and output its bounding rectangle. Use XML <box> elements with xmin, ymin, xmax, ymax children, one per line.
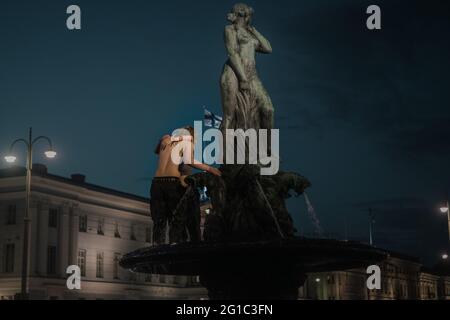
<box><xmin>228</xmin><ymin>3</ymin><xmax>254</xmax><ymax>25</ymax></box>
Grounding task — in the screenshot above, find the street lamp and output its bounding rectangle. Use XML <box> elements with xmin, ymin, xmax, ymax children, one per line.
<box><xmin>368</xmin><ymin>208</ymin><xmax>376</xmax><ymax>246</ymax></box>
<box><xmin>44</xmin><ymin>150</ymin><xmax>57</xmax><ymax>159</ymax></box>
<box><xmin>4</xmin><ymin>156</ymin><xmax>17</xmax><ymax>163</ymax></box>
<box><xmin>440</xmin><ymin>200</ymin><xmax>450</xmax><ymax>242</ymax></box>
<box><xmin>3</xmin><ymin>127</ymin><xmax>56</xmax><ymax>300</ymax></box>
<box><xmin>440</xmin><ymin>201</ymin><xmax>449</xmax><ymax>214</ymax></box>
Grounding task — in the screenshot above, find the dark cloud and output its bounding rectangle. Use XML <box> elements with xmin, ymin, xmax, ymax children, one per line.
<box><xmin>386</xmin><ymin>116</ymin><xmax>450</xmax><ymax>158</ymax></box>
<box><xmin>275</xmin><ymin>0</ymin><xmax>450</xmax><ymax>159</ymax></box>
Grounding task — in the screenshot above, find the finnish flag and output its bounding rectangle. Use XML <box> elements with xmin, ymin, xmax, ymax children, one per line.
<box><xmin>204</xmin><ymin>108</ymin><xmax>223</xmax><ymax>129</ymax></box>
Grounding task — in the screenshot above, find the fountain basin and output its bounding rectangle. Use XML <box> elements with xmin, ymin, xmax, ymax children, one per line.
<box><xmin>120</xmin><ymin>238</ymin><xmax>387</xmax><ymax>300</ymax></box>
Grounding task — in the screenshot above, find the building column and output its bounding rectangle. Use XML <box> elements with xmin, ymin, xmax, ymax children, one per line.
<box><xmin>58</xmin><ymin>204</ymin><xmax>70</xmax><ymax>277</ymax></box>
<box><xmin>68</xmin><ymin>205</ymin><xmax>79</xmax><ymax>266</ymax></box>
<box><xmin>37</xmin><ymin>203</ymin><xmax>49</xmax><ymax>276</ymax></box>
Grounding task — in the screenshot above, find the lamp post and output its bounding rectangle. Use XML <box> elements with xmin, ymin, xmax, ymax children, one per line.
<box><xmin>4</xmin><ymin>127</ymin><xmax>56</xmax><ymax>300</ymax></box>
<box><xmin>439</xmin><ymin>199</ymin><xmax>450</xmax><ymax>250</ymax></box>
<box><xmin>368</xmin><ymin>208</ymin><xmax>375</xmax><ymax>246</ymax></box>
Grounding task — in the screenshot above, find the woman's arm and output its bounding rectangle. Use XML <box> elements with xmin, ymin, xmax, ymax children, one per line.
<box><xmin>188</xmin><ymin>162</ymin><xmax>221</xmax><ymax>176</ymax></box>
<box><xmin>248</xmin><ymin>26</ymin><xmax>272</xmax><ymax>54</ymax></box>
<box><xmin>224</xmin><ymin>25</ymin><xmax>248</xmax><ymax>86</ymax></box>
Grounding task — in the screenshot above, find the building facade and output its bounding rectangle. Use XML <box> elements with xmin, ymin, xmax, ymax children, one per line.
<box><xmin>0</xmin><ymin>165</ymin><xmax>206</xmax><ymax>300</ymax></box>
<box><xmin>302</xmin><ymin>253</ymin><xmax>450</xmax><ymax>300</ymax></box>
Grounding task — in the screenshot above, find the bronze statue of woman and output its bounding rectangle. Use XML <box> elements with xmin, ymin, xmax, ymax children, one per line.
<box><xmin>220</xmin><ymin>3</ymin><xmax>274</xmax><ymax>131</ymax></box>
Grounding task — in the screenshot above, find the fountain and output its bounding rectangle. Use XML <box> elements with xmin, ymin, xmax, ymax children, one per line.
<box><xmin>120</xmin><ymin>3</ymin><xmax>387</xmax><ymax>300</ymax></box>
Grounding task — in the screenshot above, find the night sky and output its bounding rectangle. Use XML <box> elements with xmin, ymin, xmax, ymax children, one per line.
<box><xmin>1</xmin><ymin>0</ymin><xmax>450</xmax><ymax>265</ymax></box>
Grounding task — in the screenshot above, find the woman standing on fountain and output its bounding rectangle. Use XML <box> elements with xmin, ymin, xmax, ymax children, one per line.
<box><xmin>151</xmin><ymin>127</ymin><xmax>221</xmax><ymax>245</ymax></box>
<box><xmin>221</xmin><ymin>3</ymin><xmax>274</xmax><ymax>131</ymax></box>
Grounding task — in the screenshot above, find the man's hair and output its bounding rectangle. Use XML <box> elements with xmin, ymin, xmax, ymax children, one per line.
<box><xmin>154</xmin><ymin>137</ymin><xmax>164</xmax><ymax>155</ymax></box>
<box><xmin>154</xmin><ymin>126</ymin><xmax>195</xmax><ymax>155</ymax></box>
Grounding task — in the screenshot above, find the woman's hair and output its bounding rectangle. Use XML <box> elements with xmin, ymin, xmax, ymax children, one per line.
<box><xmin>184</xmin><ymin>126</ymin><xmax>195</xmax><ymax>137</ymax></box>
<box><xmin>154</xmin><ymin>126</ymin><xmax>195</xmax><ymax>155</ymax></box>
<box><xmin>228</xmin><ymin>3</ymin><xmax>254</xmax><ymax>23</ymax></box>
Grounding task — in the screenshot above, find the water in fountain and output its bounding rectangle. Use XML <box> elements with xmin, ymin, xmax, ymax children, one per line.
<box><xmin>304</xmin><ymin>192</ymin><xmax>324</xmax><ymax>237</ymax></box>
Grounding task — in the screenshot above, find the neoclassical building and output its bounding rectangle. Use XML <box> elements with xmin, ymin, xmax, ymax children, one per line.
<box><xmin>0</xmin><ymin>164</ymin><xmax>206</xmax><ymax>300</ymax></box>
<box><xmin>301</xmin><ymin>252</ymin><xmax>450</xmax><ymax>300</ymax></box>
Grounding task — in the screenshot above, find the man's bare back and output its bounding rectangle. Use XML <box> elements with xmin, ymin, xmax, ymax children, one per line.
<box><xmin>154</xmin><ymin>134</ymin><xmax>221</xmax><ymax>178</ymax></box>
<box><xmin>155</xmin><ymin>135</ymin><xmax>182</xmax><ymax>177</ymax></box>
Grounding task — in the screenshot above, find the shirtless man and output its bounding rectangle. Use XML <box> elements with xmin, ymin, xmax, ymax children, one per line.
<box><xmin>151</xmin><ymin>126</ymin><xmax>221</xmax><ymax>245</ymax></box>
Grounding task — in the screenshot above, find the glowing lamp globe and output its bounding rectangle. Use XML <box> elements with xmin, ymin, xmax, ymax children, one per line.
<box><xmin>45</xmin><ymin>150</ymin><xmax>57</xmax><ymax>159</ymax></box>
<box><xmin>4</xmin><ymin>156</ymin><xmax>17</xmax><ymax>163</ymax></box>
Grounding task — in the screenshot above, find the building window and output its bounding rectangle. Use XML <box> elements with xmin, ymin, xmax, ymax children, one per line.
<box><xmin>6</xmin><ymin>205</ymin><xmax>16</xmax><ymax>225</ymax></box>
<box><xmin>145</xmin><ymin>227</ymin><xmax>152</xmax><ymax>243</ymax></box>
<box><xmin>77</xmin><ymin>249</ymin><xmax>86</xmax><ymax>277</ymax></box>
<box><xmin>113</xmin><ymin>253</ymin><xmax>121</xmax><ymax>280</ymax></box>
<box><xmin>47</xmin><ymin>246</ymin><xmax>57</xmax><ymax>275</ymax></box>
<box><xmin>48</xmin><ymin>209</ymin><xmax>58</xmax><ymax>228</ymax></box>
<box><xmin>4</xmin><ymin>244</ymin><xmax>15</xmax><ymax>273</ymax></box>
<box><xmin>97</xmin><ymin>218</ymin><xmax>104</xmax><ymax>235</ymax></box>
<box><xmin>114</xmin><ymin>222</ymin><xmax>121</xmax><ymax>238</ymax></box>
<box><xmin>130</xmin><ymin>224</ymin><xmax>136</xmax><ymax>241</ymax></box>
<box><xmin>79</xmin><ymin>215</ymin><xmax>87</xmax><ymax>233</ymax></box>
<box><xmin>96</xmin><ymin>252</ymin><xmax>104</xmax><ymax>278</ymax></box>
